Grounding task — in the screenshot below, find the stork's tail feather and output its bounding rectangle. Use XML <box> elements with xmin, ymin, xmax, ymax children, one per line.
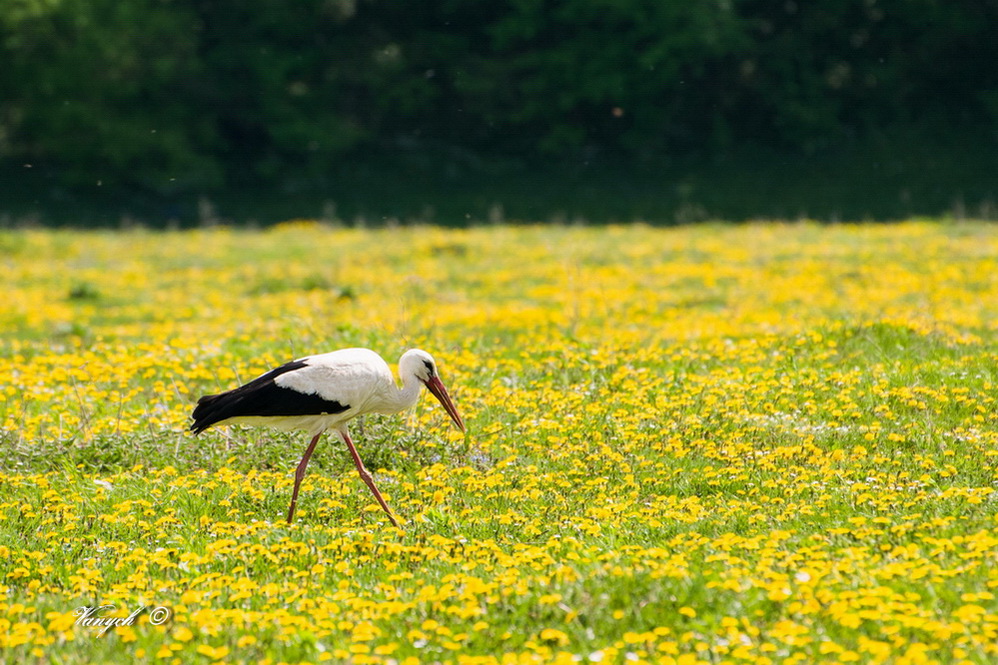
<box><xmin>190</xmin><ymin>393</ymin><xmax>229</xmax><ymax>434</ymax></box>
<box><xmin>190</xmin><ymin>358</ymin><xmax>350</xmax><ymax>435</ymax></box>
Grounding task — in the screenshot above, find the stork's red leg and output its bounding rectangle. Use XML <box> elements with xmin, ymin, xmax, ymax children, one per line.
<box><xmin>287</xmin><ymin>432</ymin><xmax>323</xmax><ymax>523</ymax></box>
<box><xmin>339</xmin><ymin>429</ymin><xmax>400</xmax><ymax>528</ymax></box>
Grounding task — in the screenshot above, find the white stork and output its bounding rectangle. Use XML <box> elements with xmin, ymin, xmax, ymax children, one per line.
<box><xmin>190</xmin><ymin>348</ymin><xmax>465</xmax><ymax>526</ymax></box>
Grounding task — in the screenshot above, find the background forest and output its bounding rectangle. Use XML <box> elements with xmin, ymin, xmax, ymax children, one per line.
<box><xmin>1</xmin><ymin>0</ymin><xmax>996</xmax><ymax>224</ymax></box>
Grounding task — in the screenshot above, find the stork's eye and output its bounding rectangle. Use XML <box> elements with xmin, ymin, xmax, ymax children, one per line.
<box><xmin>422</xmin><ymin>359</ymin><xmax>434</xmax><ymax>376</ymax></box>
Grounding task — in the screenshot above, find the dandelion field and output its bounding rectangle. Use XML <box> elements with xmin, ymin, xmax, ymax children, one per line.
<box><xmin>2</xmin><ymin>221</ymin><xmax>998</xmax><ymax>664</ymax></box>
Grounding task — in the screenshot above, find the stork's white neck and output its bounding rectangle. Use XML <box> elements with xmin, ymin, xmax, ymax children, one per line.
<box><xmin>382</xmin><ymin>369</ymin><xmax>423</xmax><ymax>414</ymax></box>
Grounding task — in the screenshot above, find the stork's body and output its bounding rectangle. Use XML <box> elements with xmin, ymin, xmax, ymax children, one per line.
<box><xmin>191</xmin><ymin>348</ymin><xmax>465</xmax><ymax>526</ymax></box>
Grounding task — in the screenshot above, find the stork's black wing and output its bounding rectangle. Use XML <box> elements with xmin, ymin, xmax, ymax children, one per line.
<box><xmin>190</xmin><ymin>359</ymin><xmax>350</xmax><ymax>434</ymax></box>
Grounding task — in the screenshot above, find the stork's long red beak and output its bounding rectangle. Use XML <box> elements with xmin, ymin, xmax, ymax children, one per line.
<box><xmin>424</xmin><ymin>376</ymin><xmax>465</xmax><ymax>432</ymax></box>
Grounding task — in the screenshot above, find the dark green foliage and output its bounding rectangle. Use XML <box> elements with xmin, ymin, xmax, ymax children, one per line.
<box><xmin>0</xmin><ymin>0</ymin><xmax>212</xmax><ymax>189</ymax></box>
<box><xmin>67</xmin><ymin>282</ymin><xmax>99</xmax><ymax>301</ymax></box>
<box><xmin>0</xmin><ymin>0</ymin><xmax>995</xmax><ymax>202</ymax></box>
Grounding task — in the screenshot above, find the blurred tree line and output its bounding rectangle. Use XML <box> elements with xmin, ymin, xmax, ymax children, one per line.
<box><xmin>1</xmin><ymin>0</ymin><xmax>996</xmax><ymax>201</ymax></box>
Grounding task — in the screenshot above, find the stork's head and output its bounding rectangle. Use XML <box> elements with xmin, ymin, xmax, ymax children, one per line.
<box><xmin>400</xmin><ymin>349</ymin><xmax>465</xmax><ymax>432</ymax></box>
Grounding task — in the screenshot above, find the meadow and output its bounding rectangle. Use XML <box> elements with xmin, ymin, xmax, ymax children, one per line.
<box><xmin>1</xmin><ymin>221</ymin><xmax>997</xmax><ymax>664</ymax></box>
